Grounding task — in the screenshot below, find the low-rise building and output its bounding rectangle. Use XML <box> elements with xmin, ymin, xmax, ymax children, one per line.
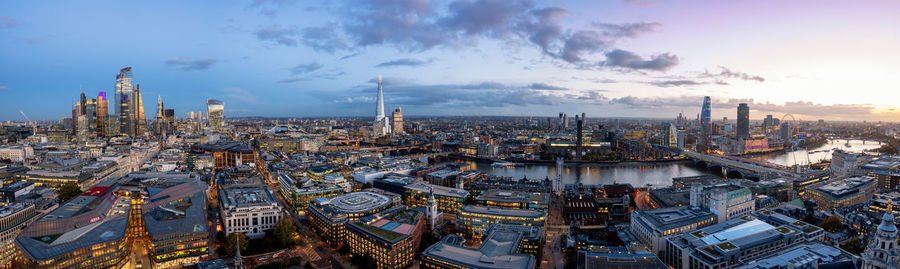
<box><xmin>422</xmin><ymin>226</ymin><xmax>537</xmax><ymax>269</ymax></box>
<box><xmin>278</xmin><ymin>173</ymin><xmax>344</xmax><ymax>215</ymax></box>
<box><xmin>0</xmin><ymin>203</ymin><xmax>37</xmax><ymax>268</ymax></box>
<box><xmin>737</xmin><ymin>241</ymin><xmax>859</xmax><ymax>269</ymax></box>
<box><xmin>665</xmin><ymin>217</ymin><xmax>808</xmax><ymax>269</ymax></box>
<box><xmin>346</xmin><ymin>208</ymin><xmax>424</xmax><ymax>269</ymax></box>
<box><xmin>456</xmin><ymin>205</ymin><xmax>546</xmax><ymax>241</ymax></box>
<box><xmin>404</xmin><ymin>182</ymin><xmax>468</xmax><ymax>214</ymax></box>
<box><xmin>308</xmin><ymin>189</ymin><xmax>401</xmax><ymax>246</ymax></box>
<box><xmin>220</xmin><ymin>187</ymin><xmax>284</xmax><ymax>239</ymax></box>
<box><xmin>474</xmin><ymin>189</ymin><xmax>549</xmax><ymax>211</ymax></box>
<box><xmin>690</xmin><ymin>183</ymin><xmax>755</xmax><ymax>223</ymax></box>
<box><xmin>629</xmin><ymin>206</ymin><xmax>717</xmax><ymax>254</ymax></box>
<box><xmin>802</xmin><ymin>177</ymin><xmax>875</xmax><ymax>210</ymax></box>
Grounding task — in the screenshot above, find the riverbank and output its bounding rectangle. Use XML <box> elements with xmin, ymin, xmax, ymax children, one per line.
<box><xmin>450</xmin><ymin>154</ymin><xmax>693</xmax><ymax>167</ymax></box>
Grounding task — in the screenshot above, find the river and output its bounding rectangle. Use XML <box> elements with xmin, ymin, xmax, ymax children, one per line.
<box><xmin>463</xmin><ymin>139</ymin><xmax>882</xmax><ymax>187</ymax></box>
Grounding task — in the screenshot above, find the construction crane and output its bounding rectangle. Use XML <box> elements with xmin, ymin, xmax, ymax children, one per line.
<box><xmin>19</xmin><ymin>110</ymin><xmax>36</xmax><ymax>135</ymax></box>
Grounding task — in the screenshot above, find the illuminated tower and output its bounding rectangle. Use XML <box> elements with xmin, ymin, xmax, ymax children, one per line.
<box><xmin>134</xmin><ymin>84</ymin><xmax>147</xmax><ymax>136</ymax></box>
<box><xmin>207</xmin><ymin>99</ymin><xmax>225</xmax><ymax>132</ymax></box>
<box><xmin>96</xmin><ymin>92</ymin><xmax>108</xmax><ymax>137</ymax></box>
<box><xmin>700</xmin><ymin>96</ymin><xmax>711</xmax><ymax>129</ymax></box>
<box><xmin>737</xmin><ymin>103</ymin><xmax>750</xmax><ymax>139</ymax></box>
<box><xmin>392</xmin><ymin>106</ymin><xmax>404</xmax><ymax>134</ymax></box>
<box><xmin>115</xmin><ymin>67</ymin><xmax>134</xmax><ymax>136</ymax></box>
<box><xmin>373</xmin><ymin>76</ymin><xmax>391</xmax><ymax>136</ymax></box>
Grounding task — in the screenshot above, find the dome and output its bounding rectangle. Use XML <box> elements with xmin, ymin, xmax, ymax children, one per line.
<box><xmin>879</xmin><ymin>213</ymin><xmax>897</xmax><ymax>233</ymax></box>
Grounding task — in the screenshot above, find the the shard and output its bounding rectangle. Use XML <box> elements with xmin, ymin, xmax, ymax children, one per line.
<box><xmin>373</xmin><ymin>75</ymin><xmax>391</xmax><ymax>136</ymax></box>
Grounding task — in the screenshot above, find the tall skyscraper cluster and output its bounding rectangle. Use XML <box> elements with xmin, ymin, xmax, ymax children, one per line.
<box><xmin>71</xmin><ymin>91</ymin><xmax>108</xmax><ymax>142</ymax></box>
<box><xmin>112</xmin><ymin>67</ymin><xmax>147</xmax><ymax>137</ymax></box>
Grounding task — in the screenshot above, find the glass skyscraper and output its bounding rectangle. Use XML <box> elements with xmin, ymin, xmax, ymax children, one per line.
<box><xmin>207</xmin><ymin>99</ymin><xmax>224</xmax><ymax>132</ymax></box>
<box><xmin>115</xmin><ymin>67</ymin><xmax>134</xmax><ymax>136</ymax></box>
<box><xmin>737</xmin><ymin>103</ymin><xmax>750</xmax><ymax>139</ymax></box>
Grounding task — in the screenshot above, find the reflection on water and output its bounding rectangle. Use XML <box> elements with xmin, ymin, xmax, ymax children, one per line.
<box><xmin>466</xmin><ymin>139</ymin><xmax>882</xmax><ymax>187</ymax></box>
<box><xmin>748</xmin><ymin>139</ymin><xmax>881</xmax><ymax>167</ymax></box>
<box><xmin>467</xmin><ymin>161</ymin><xmax>710</xmax><ymax>187</ymax></box>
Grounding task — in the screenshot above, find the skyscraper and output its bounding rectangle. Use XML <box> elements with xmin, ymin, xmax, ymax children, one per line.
<box><xmin>134</xmin><ymin>84</ymin><xmax>147</xmax><ymax>135</ymax></box>
<box><xmin>737</xmin><ymin>103</ymin><xmax>749</xmax><ymax>139</ymax></box>
<box><xmin>207</xmin><ymin>99</ymin><xmax>225</xmax><ymax>132</ymax></box>
<box><xmin>115</xmin><ymin>67</ymin><xmax>134</xmax><ymax>136</ymax></box>
<box><xmin>575</xmin><ymin>112</ymin><xmax>584</xmax><ymax>158</ymax></box>
<box><xmin>155</xmin><ymin>95</ymin><xmax>166</xmax><ymax>137</ymax></box>
<box><xmin>373</xmin><ymin>76</ymin><xmax>391</xmax><ymax>136</ymax></box>
<box><xmin>96</xmin><ymin>92</ymin><xmax>108</xmax><ymax>137</ymax></box>
<box><xmin>700</xmin><ymin>96</ymin><xmax>711</xmax><ymax>128</ymax></box>
<box><xmin>391</xmin><ymin>106</ymin><xmax>404</xmax><ymax>134</ymax></box>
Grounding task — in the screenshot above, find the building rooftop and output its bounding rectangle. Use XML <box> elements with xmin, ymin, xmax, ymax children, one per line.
<box><xmin>405</xmin><ymin>182</ymin><xmax>469</xmax><ymax>198</ymax></box>
<box><xmin>812</xmin><ymin>177</ymin><xmax>874</xmax><ymax>198</ymax></box>
<box><xmin>459</xmin><ymin>205</ymin><xmax>547</xmax><ymax>219</ymax></box>
<box><xmin>737</xmin><ymin>241</ymin><xmax>857</xmax><ymax>269</ymax></box>
<box><xmin>632</xmin><ymin>206</ymin><xmax>716</xmax><ymax>231</ymax></box>
<box><xmin>221</xmin><ymin>188</ymin><xmax>279</xmax><ymax>209</ymax></box>
<box><xmin>143</xmin><ymin>180</ymin><xmax>208</xmax><ymax>237</ymax></box>
<box><xmin>349</xmin><ymin>208</ymin><xmax>422</xmax><ymax>243</ymax></box>
<box><xmin>423</xmin><ymin>229</ymin><xmax>536</xmax><ymax>269</ymax></box>
<box><xmin>314</xmin><ymin>189</ymin><xmax>399</xmax><ymax>215</ymax></box>
<box><xmin>475</xmin><ymin>189</ymin><xmax>549</xmax><ymax>206</ymax></box>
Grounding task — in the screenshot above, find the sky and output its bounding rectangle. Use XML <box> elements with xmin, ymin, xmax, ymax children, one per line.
<box><xmin>2</xmin><ymin>0</ymin><xmax>900</xmax><ymax>122</ymax></box>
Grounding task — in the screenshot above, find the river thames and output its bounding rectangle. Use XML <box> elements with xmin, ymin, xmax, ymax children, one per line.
<box><xmin>465</xmin><ymin>139</ymin><xmax>882</xmax><ymax>187</ymax></box>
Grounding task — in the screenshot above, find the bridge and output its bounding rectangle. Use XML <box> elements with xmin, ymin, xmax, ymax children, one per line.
<box><xmin>683</xmin><ymin>151</ymin><xmax>799</xmax><ymax>179</ymax></box>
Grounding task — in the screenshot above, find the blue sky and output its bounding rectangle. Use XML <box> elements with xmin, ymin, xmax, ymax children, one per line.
<box><xmin>2</xmin><ymin>0</ymin><xmax>900</xmax><ymax>122</ymax></box>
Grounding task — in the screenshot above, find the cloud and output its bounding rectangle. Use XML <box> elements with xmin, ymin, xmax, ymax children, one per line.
<box><xmin>0</xmin><ymin>17</ymin><xmax>19</xmax><ymax>28</ymax></box>
<box><xmin>528</xmin><ymin>82</ymin><xmax>568</xmax><ymax>91</ymax></box>
<box><xmin>601</xmin><ymin>49</ymin><xmax>679</xmax><ymax>71</ymax></box>
<box><xmin>301</xmin><ymin>27</ymin><xmax>348</xmax><ymax>53</ymax></box>
<box><xmin>649</xmin><ymin>80</ymin><xmax>703</xmax><ymax>87</ymax></box>
<box><xmin>701</xmin><ymin>66</ymin><xmax>765</xmax><ymax>82</ymax></box>
<box><xmin>607</xmin><ymin>95</ymin><xmax>899</xmax><ymax>120</ymax></box>
<box><xmin>288</xmin><ymin>62</ymin><xmax>323</xmax><ymax>75</ymax></box>
<box><xmin>375</xmin><ymin>58</ymin><xmax>431</xmax><ymax>67</ymax></box>
<box><xmin>0</xmin><ymin>86</ymin><xmax>8</xmax><ymax>90</ymax></box>
<box><xmin>164</xmin><ymin>57</ymin><xmax>218</xmax><ymax>70</ymax></box>
<box><xmin>593</xmin><ymin>22</ymin><xmax>661</xmax><ymax>38</ymax></box>
<box><xmin>291</xmin><ymin>0</ymin><xmax>668</xmax><ymax>66</ymax></box>
<box><xmin>222</xmin><ymin>87</ymin><xmax>260</xmax><ymax>105</ymax></box>
<box><xmin>255</xmin><ymin>25</ymin><xmax>300</xmax><ymax>46</ymax></box>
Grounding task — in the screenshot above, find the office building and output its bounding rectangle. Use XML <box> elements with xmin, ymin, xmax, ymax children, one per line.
<box><xmin>874</xmin><ymin>171</ymin><xmax>900</xmax><ymax>189</ymax></box>
<box><xmin>134</xmin><ymin>84</ymin><xmax>147</xmax><ymax>135</ymax></box>
<box><xmin>346</xmin><ymin>208</ymin><xmax>424</xmax><ymax>269</ymax></box>
<box><xmin>870</xmin><ymin>192</ymin><xmax>900</xmax><ymax>216</ymax></box>
<box><xmin>737</xmin><ymin>242</ymin><xmax>859</xmax><ymax>269</ymax></box>
<box><xmin>831</xmin><ymin>149</ymin><xmax>860</xmax><ymax>177</ymax></box>
<box><xmin>474</xmin><ymin>189</ymin><xmax>550</xmax><ymax>211</ymax></box>
<box><xmin>373</xmin><ymin>76</ymin><xmax>391</xmax><ymax>136</ymax></box>
<box><xmin>456</xmin><ymin>205</ymin><xmax>546</xmax><ymax>241</ymax></box>
<box><xmin>308</xmin><ymin>189</ymin><xmax>401</xmax><ymax>246</ymax></box>
<box><xmin>17</xmin><ymin>185</ymin><xmax>131</xmax><ymax>268</ymax></box>
<box><xmin>403</xmin><ymin>182</ymin><xmax>468</xmax><ymax>214</ymax></box>
<box><xmin>0</xmin><ymin>181</ymin><xmax>34</xmax><ymax>202</ymax></box>
<box><xmin>0</xmin><ymin>203</ymin><xmax>37</xmax><ymax>268</ymax></box>
<box><xmin>133</xmin><ymin>176</ymin><xmax>210</xmax><ymax>268</ymax></box>
<box><xmin>421</xmin><ymin>225</ymin><xmax>537</xmax><ymax>269</ymax></box>
<box><xmin>690</xmin><ymin>183</ymin><xmax>755</xmax><ymax>223</ymax></box>
<box><xmin>391</xmin><ymin>106</ymin><xmax>404</xmax><ymax>134</ymax></box>
<box><xmin>278</xmin><ymin>173</ymin><xmax>345</xmax><ymax>215</ymax></box>
<box><xmin>207</xmin><ymin>99</ymin><xmax>225</xmax><ymax>132</ymax></box>
<box><xmin>630</xmin><ymin>206</ymin><xmax>717</xmax><ymax>254</ymax></box>
<box><xmin>220</xmin><ymin>187</ymin><xmax>284</xmax><ymax>239</ymax></box>
<box><xmin>96</xmin><ymin>91</ymin><xmax>108</xmax><ymax>137</ymax></box>
<box><xmin>665</xmin><ymin>217</ymin><xmax>809</xmax><ymax>269</ymax></box>
<box><xmin>737</xmin><ymin>103</ymin><xmax>749</xmax><ymax>139</ymax></box>
<box><xmin>701</xmin><ymin>96</ymin><xmax>711</xmax><ymax>129</ymax></box>
<box><xmin>802</xmin><ymin>177</ymin><xmax>875</xmax><ymax>210</ymax></box>
<box><xmin>862</xmin><ymin>212</ymin><xmax>900</xmax><ymax>269</ymax></box>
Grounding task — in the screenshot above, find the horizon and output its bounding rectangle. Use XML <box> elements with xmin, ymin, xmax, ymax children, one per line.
<box><xmin>3</xmin><ymin>1</ymin><xmax>900</xmax><ymax>122</ymax></box>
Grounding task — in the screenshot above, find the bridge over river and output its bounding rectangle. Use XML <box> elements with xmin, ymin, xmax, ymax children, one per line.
<box><xmin>683</xmin><ymin>151</ymin><xmax>800</xmax><ymax>179</ymax></box>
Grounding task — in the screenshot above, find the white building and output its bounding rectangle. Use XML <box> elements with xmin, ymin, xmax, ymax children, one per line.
<box><xmin>831</xmin><ymin>149</ymin><xmax>860</xmax><ymax>178</ymax></box>
<box><xmin>863</xmin><ymin>212</ymin><xmax>900</xmax><ymax>269</ymax></box>
<box><xmin>0</xmin><ymin>203</ymin><xmax>37</xmax><ymax>268</ymax></box>
<box><xmin>220</xmin><ymin>188</ymin><xmax>284</xmax><ymax>239</ymax></box>
<box><xmin>691</xmin><ymin>183</ymin><xmax>755</xmax><ymax>223</ymax></box>
<box><xmin>0</xmin><ymin>145</ymin><xmax>33</xmax><ymax>162</ymax></box>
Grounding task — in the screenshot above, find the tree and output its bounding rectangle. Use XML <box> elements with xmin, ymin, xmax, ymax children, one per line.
<box><xmin>840</xmin><ymin>238</ymin><xmax>865</xmax><ymax>255</ymax></box>
<box><xmin>57</xmin><ymin>182</ymin><xmax>82</xmax><ymax>202</ymax></box>
<box><xmin>819</xmin><ymin>215</ymin><xmax>845</xmax><ymax>233</ymax></box>
<box><xmin>225</xmin><ymin>232</ymin><xmax>249</xmax><ymax>256</ymax></box>
<box><xmin>274</xmin><ymin>218</ymin><xmax>297</xmax><ymax>248</ymax></box>
<box><xmin>350</xmin><ymin>254</ymin><xmax>377</xmax><ymax>269</ymax></box>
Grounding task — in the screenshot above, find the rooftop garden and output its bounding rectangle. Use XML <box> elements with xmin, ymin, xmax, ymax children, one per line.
<box><xmin>717</xmin><ymin>242</ymin><xmax>737</xmax><ymax>250</ymax></box>
<box><xmin>354</xmin><ymin>222</ymin><xmax>405</xmax><ymax>241</ymax></box>
<box><xmin>385</xmin><ymin>210</ymin><xmax>419</xmax><ymax>224</ymax></box>
<box><xmin>34</xmin><ymin>234</ymin><xmax>62</xmax><ymax>244</ymax></box>
<box><xmin>776</xmin><ymin>227</ymin><xmax>793</xmax><ymax>234</ymax></box>
<box><xmin>691</xmin><ymin>231</ymin><xmax>708</xmax><ymax>238</ymax></box>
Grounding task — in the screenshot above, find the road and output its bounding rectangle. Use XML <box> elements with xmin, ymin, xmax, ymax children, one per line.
<box><xmin>634</xmin><ymin>189</ymin><xmax>657</xmax><ymax>209</ymax></box>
